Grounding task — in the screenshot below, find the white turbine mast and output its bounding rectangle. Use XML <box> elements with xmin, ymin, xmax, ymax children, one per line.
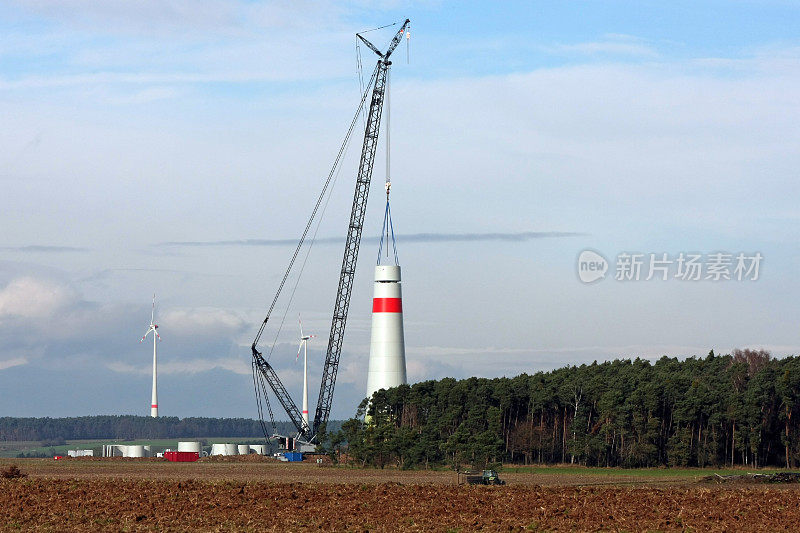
<box><xmin>140</xmin><ymin>293</ymin><xmax>161</xmax><ymax>418</ymax></box>
<box><xmin>296</xmin><ymin>314</ymin><xmax>315</xmax><ymax>433</ymax></box>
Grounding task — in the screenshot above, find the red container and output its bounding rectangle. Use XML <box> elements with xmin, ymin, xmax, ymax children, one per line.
<box><xmin>164</xmin><ymin>451</ymin><xmax>199</xmax><ymax>462</ymax></box>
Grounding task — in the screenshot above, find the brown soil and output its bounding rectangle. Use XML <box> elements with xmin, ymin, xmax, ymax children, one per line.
<box><xmin>2</xmin><ymin>459</ymin><xmax>799</xmax><ymax>531</ymax></box>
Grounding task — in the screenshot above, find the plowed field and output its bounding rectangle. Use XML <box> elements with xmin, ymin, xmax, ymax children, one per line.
<box><xmin>2</xmin><ymin>459</ymin><xmax>799</xmax><ymax>531</ymax></box>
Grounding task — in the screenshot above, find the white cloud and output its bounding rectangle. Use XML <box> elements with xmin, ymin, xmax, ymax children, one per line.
<box><xmin>405</xmin><ymin>357</ymin><xmax>428</xmax><ymax>382</ymax></box>
<box><xmin>0</xmin><ymin>357</ymin><xmax>27</xmax><ymax>370</ymax></box>
<box><xmin>0</xmin><ymin>277</ymin><xmax>75</xmax><ymax>318</ymax></box>
<box><xmin>107</xmin><ymin>356</ymin><xmax>251</xmax><ymax>376</ymax></box>
<box><xmin>7</xmin><ymin>0</ymin><xmax>244</xmax><ymax>34</ymax></box>
<box><xmin>0</xmin><ymin>68</ymin><xmax>339</xmax><ymax>91</ymax></box>
<box><xmin>8</xmin><ymin>0</ymin><xmax>344</xmax><ymax>34</ymax></box>
<box><xmin>1</xmin><ymin>4</ymin><xmax>799</xmax><ymax>416</ymax></box>
<box><xmin>107</xmin><ymin>87</ymin><xmax>182</xmax><ymax>105</ymax></box>
<box><xmin>552</xmin><ymin>37</ymin><xmax>659</xmax><ymax>58</ymax></box>
<box><xmin>160</xmin><ymin>307</ymin><xmax>247</xmax><ymax>337</ymax></box>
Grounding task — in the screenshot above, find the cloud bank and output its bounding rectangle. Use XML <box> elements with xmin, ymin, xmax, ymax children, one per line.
<box><xmin>158</xmin><ymin>231</ymin><xmax>585</xmax><ymax>247</ymax></box>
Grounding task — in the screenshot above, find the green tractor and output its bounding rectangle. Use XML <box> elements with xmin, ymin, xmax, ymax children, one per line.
<box><xmin>462</xmin><ymin>469</ymin><xmax>505</xmax><ymax>485</ymax></box>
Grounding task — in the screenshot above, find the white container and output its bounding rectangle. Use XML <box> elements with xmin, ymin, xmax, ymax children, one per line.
<box><xmin>249</xmin><ymin>445</ymin><xmax>267</xmax><ymax>455</ymax></box>
<box><xmin>224</xmin><ymin>443</ymin><xmax>238</xmax><ymax>456</ymax></box>
<box><xmin>237</xmin><ymin>445</ymin><xmax>250</xmax><ymax>455</ymax></box>
<box><xmin>125</xmin><ymin>445</ymin><xmax>145</xmax><ymax>458</ymax></box>
<box><xmin>70</xmin><ymin>449</ymin><xmax>93</xmax><ymax>457</ymax></box>
<box><xmin>210</xmin><ymin>443</ymin><xmax>227</xmax><ymax>456</ymax></box>
<box><xmin>178</xmin><ymin>441</ymin><xmax>202</xmax><ymax>453</ymax></box>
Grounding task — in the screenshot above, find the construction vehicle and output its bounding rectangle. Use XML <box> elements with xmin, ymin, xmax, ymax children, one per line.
<box><xmin>460</xmin><ymin>469</ymin><xmax>506</xmax><ymax>485</ymax></box>
<box><xmin>250</xmin><ymin>19</ymin><xmax>411</xmax><ymax>445</ymax></box>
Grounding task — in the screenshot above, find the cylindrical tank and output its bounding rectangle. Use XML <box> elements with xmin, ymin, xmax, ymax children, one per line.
<box><xmin>237</xmin><ymin>444</ymin><xmax>250</xmax><ymax>455</ymax></box>
<box><xmin>125</xmin><ymin>445</ymin><xmax>145</xmax><ymax>458</ymax></box>
<box><xmin>210</xmin><ymin>443</ymin><xmax>227</xmax><ymax>456</ymax></box>
<box><xmin>249</xmin><ymin>445</ymin><xmax>267</xmax><ymax>455</ymax></box>
<box><xmin>178</xmin><ymin>441</ymin><xmax>202</xmax><ymax>453</ymax></box>
<box><xmin>224</xmin><ymin>443</ymin><xmax>238</xmax><ymax>456</ymax></box>
<box><xmin>366</xmin><ymin>265</ymin><xmax>407</xmax><ymax>401</ymax></box>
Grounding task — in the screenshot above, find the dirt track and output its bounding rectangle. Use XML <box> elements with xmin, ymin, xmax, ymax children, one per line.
<box><xmin>3</xmin><ymin>459</ymin><xmax>800</xmax><ymax>531</ymax></box>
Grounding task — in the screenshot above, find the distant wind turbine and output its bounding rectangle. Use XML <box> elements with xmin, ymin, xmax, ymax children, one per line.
<box><xmin>140</xmin><ymin>294</ymin><xmax>161</xmax><ymax>418</ymax></box>
<box><xmin>296</xmin><ymin>315</ymin><xmax>315</xmax><ymax>432</ymax></box>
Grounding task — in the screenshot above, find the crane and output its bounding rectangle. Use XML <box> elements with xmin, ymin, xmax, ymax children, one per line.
<box><xmin>251</xmin><ymin>19</ymin><xmax>411</xmax><ymax>443</ymax></box>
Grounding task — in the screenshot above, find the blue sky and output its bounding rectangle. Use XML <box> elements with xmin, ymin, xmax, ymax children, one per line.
<box><xmin>1</xmin><ymin>1</ymin><xmax>799</xmax><ymax>421</ymax></box>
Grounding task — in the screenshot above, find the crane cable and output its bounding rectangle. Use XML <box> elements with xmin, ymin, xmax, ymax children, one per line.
<box><xmin>377</xmin><ymin>193</ymin><xmax>400</xmax><ymax>266</ymax></box>
<box><xmin>251</xmin><ymin>62</ymin><xmax>381</xmax><ymax>352</ymax></box>
<box><xmin>252</xmin><ymin>360</ymin><xmax>276</xmax><ymax>441</ymax></box>
<box><xmin>407</xmin><ymin>23</ymin><xmax>410</xmax><ymax>64</ymax></box>
<box><xmin>359</xmin><ymin>21</ymin><xmax>400</xmax><ymax>34</ymax></box>
<box><xmin>250</xmin><ymin>64</ymin><xmax>381</xmax><ymax>437</ymax></box>
<box><xmin>264</xmin><ymin>64</ymin><xmax>380</xmax><ymax>362</ymax></box>
<box><xmin>265</xmin><ymin>120</ymin><xmax>352</xmax><ymax>362</ymax></box>
<box><xmin>356</xmin><ymin>39</ymin><xmax>366</xmax><ymax>129</ymax></box>
<box><xmin>378</xmin><ymin>65</ymin><xmax>399</xmax><ymax>266</ymax></box>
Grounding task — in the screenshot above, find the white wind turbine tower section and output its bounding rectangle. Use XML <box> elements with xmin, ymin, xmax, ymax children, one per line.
<box><xmin>140</xmin><ymin>294</ymin><xmax>161</xmax><ymax>418</ymax></box>
<box><xmin>296</xmin><ymin>315</ymin><xmax>315</xmax><ymax>433</ymax></box>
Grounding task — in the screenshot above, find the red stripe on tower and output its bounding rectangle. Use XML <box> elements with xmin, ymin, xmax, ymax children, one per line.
<box><xmin>151</xmin><ymin>404</ymin><xmax>158</xmax><ymax>408</ymax></box>
<box><xmin>373</xmin><ymin>298</ymin><xmax>402</xmax><ymax>313</ymax></box>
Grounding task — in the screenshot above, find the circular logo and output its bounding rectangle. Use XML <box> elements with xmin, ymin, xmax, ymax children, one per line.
<box><xmin>577</xmin><ymin>250</ymin><xmax>608</xmax><ymax>283</ymax></box>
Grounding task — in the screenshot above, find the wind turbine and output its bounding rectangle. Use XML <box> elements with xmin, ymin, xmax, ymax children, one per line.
<box><xmin>296</xmin><ymin>315</ymin><xmax>315</xmax><ymax>432</ymax></box>
<box><xmin>140</xmin><ymin>294</ymin><xmax>161</xmax><ymax>418</ymax></box>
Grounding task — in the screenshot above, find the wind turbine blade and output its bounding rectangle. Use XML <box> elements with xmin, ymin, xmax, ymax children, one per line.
<box><xmin>296</xmin><ymin>341</ymin><xmax>303</xmax><ymax>361</ymax></box>
<box><xmin>140</xmin><ymin>330</ymin><xmax>150</xmax><ymax>342</ymax></box>
<box><xmin>298</xmin><ymin>313</ymin><xmax>303</xmax><ymax>338</ymax></box>
<box><xmin>151</xmin><ymin>293</ymin><xmax>155</xmax><ymax>325</ymax></box>
<box><xmin>155</xmin><ymin>331</ymin><xmax>162</xmax><ymax>341</ymax></box>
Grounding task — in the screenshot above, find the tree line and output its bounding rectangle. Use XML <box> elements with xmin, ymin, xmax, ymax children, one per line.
<box><xmin>0</xmin><ymin>416</ymin><xmax>299</xmax><ymax>441</ymax></box>
<box><xmin>320</xmin><ymin>350</ymin><xmax>800</xmax><ymax>469</ymax></box>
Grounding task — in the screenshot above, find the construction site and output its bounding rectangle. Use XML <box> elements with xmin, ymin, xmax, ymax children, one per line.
<box><xmin>3</xmin><ymin>2</ymin><xmax>800</xmax><ymax>531</ymax></box>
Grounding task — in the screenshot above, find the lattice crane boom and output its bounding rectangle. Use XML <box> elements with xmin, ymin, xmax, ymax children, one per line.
<box><xmin>313</xmin><ymin>19</ymin><xmax>410</xmax><ymax>436</ymax></box>
<box><xmin>251</xmin><ymin>19</ymin><xmax>410</xmax><ymax>443</ymax></box>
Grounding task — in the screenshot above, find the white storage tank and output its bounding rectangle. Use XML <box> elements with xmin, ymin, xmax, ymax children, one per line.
<box><xmin>210</xmin><ymin>443</ymin><xmax>227</xmax><ymax>456</ymax></box>
<box><xmin>225</xmin><ymin>443</ymin><xmax>238</xmax><ymax>456</ymax></box>
<box><xmin>249</xmin><ymin>445</ymin><xmax>267</xmax><ymax>455</ymax></box>
<box><xmin>237</xmin><ymin>445</ymin><xmax>250</xmax><ymax>455</ymax></box>
<box><xmin>178</xmin><ymin>441</ymin><xmax>202</xmax><ymax>453</ymax></box>
<box><xmin>125</xmin><ymin>445</ymin><xmax>145</xmax><ymax>458</ymax></box>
